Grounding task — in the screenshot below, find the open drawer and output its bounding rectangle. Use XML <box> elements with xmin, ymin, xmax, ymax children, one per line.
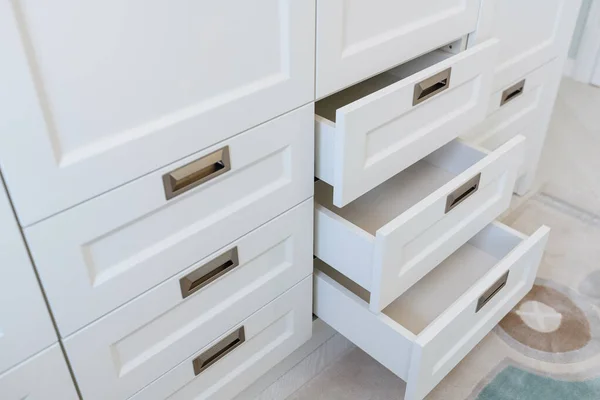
<box><xmin>315</xmin><ymin>136</ymin><xmax>524</xmax><ymax>312</ymax></box>
<box><xmin>314</xmin><ymin>222</ymin><xmax>550</xmax><ymax>400</ymax></box>
<box><xmin>315</xmin><ymin>39</ymin><xmax>498</xmax><ymax>207</ymax></box>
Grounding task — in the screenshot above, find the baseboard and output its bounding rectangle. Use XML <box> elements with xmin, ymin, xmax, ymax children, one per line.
<box><xmin>235</xmin><ymin>318</ymin><xmax>354</xmax><ymax>400</ymax></box>
<box><xmin>564</xmin><ymin>58</ymin><xmax>575</xmax><ymax>77</ymax></box>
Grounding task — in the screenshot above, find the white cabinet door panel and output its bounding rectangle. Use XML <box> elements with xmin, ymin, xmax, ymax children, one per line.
<box><xmin>0</xmin><ymin>0</ymin><xmax>315</xmax><ymax>226</ymax></box>
<box><xmin>490</xmin><ymin>0</ymin><xmax>580</xmax><ymax>90</ymax></box>
<box><xmin>316</xmin><ymin>0</ymin><xmax>480</xmax><ymax>97</ymax></box>
<box><xmin>0</xmin><ymin>179</ymin><xmax>56</xmax><ymax>374</ymax></box>
<box><xmin>0</xmin><ymin>345</ymin><xmax>78</xmax><ymax>400</ymax></box>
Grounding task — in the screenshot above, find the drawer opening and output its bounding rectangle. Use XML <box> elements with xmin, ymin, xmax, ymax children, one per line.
<box><xmin>316</xmin><ymin>222</ymin><xmax>526</xmax><ymax>336</ymax></box>
<box><xmin>316</xmin><ymin>139</ymin><xmax>488</xmax><ymax>236</ymax></box>
<box><xmin>315</xmin><ymin>45</ymin><xmax>459</xmax><ymax>123</ymax></box>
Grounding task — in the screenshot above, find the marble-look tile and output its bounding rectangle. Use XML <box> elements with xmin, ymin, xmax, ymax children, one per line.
<box><xmin>534</xmin><ymin>79</ymin><xmax>600</xmax><ymax>215</ymax></box>
<box><xmin>287</xmin><ymin>348</ymin><xmax>406</xmax><ymax>400</ymax></box>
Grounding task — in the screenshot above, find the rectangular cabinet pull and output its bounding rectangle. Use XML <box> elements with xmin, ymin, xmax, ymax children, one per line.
<box><xmin>179</xmin><ymin>247</ymin><xmax>240</xmax><ymax>299</ymax></box>
<box><xmin>413</xmin><ymin>68</ymin><xmax>452</xmax><ymax>106</ymax></box>
<box><xmin>445</xmin><ymin>173</ymin><xmax>481</xmax><ymax>214</ymax></box>
<box><xmin>163</xmin><ymin>146</ymin><xmax>231</xmax><ymax>200</ymax></box>
<box><xmin>476</xmin><ymin>271</ymin><xmax>510</xmax><ymax>313</ymax></box>
<box><xmin>500</xmin><ymin>79</ymin><xmax>526</xmax><ymax>106</ymax></box>
<box><xmin>193</xmin><ymin>326</ymin><xmax>245</xmax><ymax>375</ymax></box>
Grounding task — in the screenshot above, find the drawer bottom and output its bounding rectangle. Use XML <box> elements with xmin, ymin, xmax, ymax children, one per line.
<box><xmin>131</xmin><ymin>275</ymin><xmax>313</xmax><ymax>400</ymax></box>
<box><xmin>314</xmin><ymin>221</ymin><xmax>549</xmax><ymax>400</ymax></box>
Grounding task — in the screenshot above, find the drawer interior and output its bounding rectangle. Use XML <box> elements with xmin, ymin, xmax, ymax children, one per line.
<box><xmin>317</xmin><ymin>222</ymin><xmax>526</xmax><ymax>335</ymax></box>
<box><xmin>315</xmin><ymin>139</ymin><xmax>488</xmax><ymax>235</ymax></box>
<box><xmin>315</xmin><ymin>46</ymin><xmax>457</xmax><ymax>123</ymax></box>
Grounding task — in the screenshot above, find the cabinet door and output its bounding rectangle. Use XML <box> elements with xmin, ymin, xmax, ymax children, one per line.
<box><xmin>315</xmin><ymin>0</ymin><xmax>481</xmax><ymax>98</ymax></box>
<box><xmin>0</xmin><ymin>0</ymin><xmax>315</xmax><ymax>226</ymax></box>
<box><xmin>491</xmin><ymin>0</ymin><xmax>580</xmax><ymax>91</ymax></box>
<box><xmin>0</xmin><ymin>178</ymin><xmax>56</xmax><ymax>374</ymax></box>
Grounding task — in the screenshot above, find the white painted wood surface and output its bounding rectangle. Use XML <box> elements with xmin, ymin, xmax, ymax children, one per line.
<box><xmin>129</xmin><ymin>276</ymin><xmax>312</xmax><ymax>400</ymax></box>
<box><xmin>0</xmin><ymin>0</ymin><xmax>315</xmax><ymax>226</ymax></box>
<box><xmin>463</xmin><ymin>59</ymin><xmax>556</xmax><ymax>152</ymax></box>
<box><xmin>0</xmin><ymin>179</ymin><xmax>56</xmax><ymax>374</ymax></box>
<box><xmin>0</xmin><ymin>345</ymin><xmax>78</xmax><ymax>400</ymax></box>
<box><xmin>315</xmin><ymin>40</ymin><xmax>498</xmax><ymax>207</ymax></box>
<box><xmin>315</xmin><ymin>136</ymin><xmax>524</xmax><ymax>312</ymax></box>
<box><xmin>26</xmin><ymin>105</ymin><xmax>314</xmax><ymax>337</ymax></box>
<box><xmin>490</xmin><ymin>0</ymin><xmax>581</xmax><ymax>91</ymax></box>
<box><xmin>64</xmin><ymin>200</ymin><xmax>313</xmax><ymax>400</ymax></box>
<box><xmin>314</xmin><ymin>222</ymin><xmax>550</xmax><ymax>400</ymax></box>
<box><xmin>315</xmin><ymin>0</ymin><xmax>481</xmax><ymax>97</ymax></box>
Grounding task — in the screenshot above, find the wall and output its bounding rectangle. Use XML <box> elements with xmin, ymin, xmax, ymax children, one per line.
<box><xmin>569</xmin><ymin>0</ymin><xmax>593</xmax><ymax>58</ymax></box>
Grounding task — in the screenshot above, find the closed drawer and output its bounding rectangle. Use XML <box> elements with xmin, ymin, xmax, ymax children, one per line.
<box><xmin>0</xmin><ymin>345</ymin><xmax>78</xmax><ymax>400</ymax></box>
<box><xmin>64</xmin><ymin>200</ymin><xmax>313</xmax><ymax>400</ymax></box>
<box><xmin>489</xmin><ymin>0</ymin><xmax>579</xmax><ymax>91</ymax></box>
<box><xmin>315</xmin><ymin>136</ymin><xmax>524</xmax><ymax>312</ymax></box>
<box><xmin>315</xmin><ymin>0</ymin><xmax>481</xmax><ymax>97</ymax></box>
<box><xmin>314</xmin><ymin>222</ymin><xmax>550</xmax><ymax>400</ymax></box>
<box><xmin>0</xmin><ymin>179</ymin><xmax>56</xmax><ymax>374</ymax></box>
<box><xmin>0</xmin><ymin>0</ymin><xmax>315</xmax><ymax>226</ymax></box>
<box><xmin>463</xmin><ymin>59</ymin><xmax>558</xmax><ymax>154</ymax></box>
<box><xmin>26</xmin><ymin>104</ymin><xmax>314</xmax><ymax>337</ymax></box>
<box><xmin>129</xmin><ymin>276</ymin><xmax>312</xmax><ymax>400</ymax></box>
<box><xmin>315</xmin><ymin>40</ymin><xmax>497</xmax><ymax>207</ymax></box>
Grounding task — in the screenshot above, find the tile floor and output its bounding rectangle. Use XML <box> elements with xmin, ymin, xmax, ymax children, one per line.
<box><xmin>286</xmin><ymin>78</ymin><xmax>600</xmax><ymax>399</ymax></box>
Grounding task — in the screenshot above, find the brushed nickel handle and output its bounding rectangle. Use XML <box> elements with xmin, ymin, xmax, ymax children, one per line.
<box><xmin>476</xmin><ymin>271</ymin><xmax>509</xmax><ymax>312</ymax></box>
<box><xmin>180</xmin><ymin>247</ymin><xmax>239</xmax><ymax>299</ymax></box>
<box><xmin>413</xmin><ymin>68</ymin><xmax>452</xmax><ymax>106</ymax></box>
<box><xmin>445</xmin><ymin>173</ymin><xmax>481</xmax><ymax>214</ymax></box>
<box><xmin>193</xmin><ymin>326</ymin><xmax>245</xmax><ymax>375</ymax></box>
<box><xmin>500</xmin><ymin>79</ymin><xmax>526</xmax><ymax>106</ymax></box>
<box><xmin>163</xmin><ymin>146</ymin><xmax>231</xmax><ymax>200</ymax></box>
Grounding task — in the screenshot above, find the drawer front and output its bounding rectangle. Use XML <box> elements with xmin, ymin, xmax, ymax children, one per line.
<box><xmin>64</xmin><ymin>200</ymin><xmax>313</xmax><ymax>400</ymax></box>
<box><xmin>129</xmin><ymin>276</ymin><xmax>312</xmax><ymax>400</ymax></box>
<box><xmin>0</xmin><ymin>0</ymin><xmax>315</xmax><ymax>226</ymax></box>
<box><xmin>490</xmin><ymin>0</ymin><xmax>580</xmax><ymax>91</ymax></box>
<box><xmin>0</xmin><ymin>345</ymin><xmax>78</xmax><ymax>400</ymax></box>
<box><xmin>464</xmin><ymin>59</ymin><xmax>558</xmax><ymax>151</ymax></box>
<box><xmin>406</xmin><ymin>223</ymin><xmax>549</xmax><ymax>400</ymax></box>
<box><xmin>0</xmin><ymin>180</ymin><xmax>56</xmax><ymax>374</ymax></box>
<box><xmin>321</xmin><ymin>40</ymin><xmax>498</xmax><ymax>208</ymax></box>
<box><xmin>371</xmin><ymin>137</ymin><xmax>524</xmax><ymax>312</ymax></box>
<box><xmin>26</xmin><ymin>105</ymin><xmax>314</xmax><ymax>337</ymax></box>
<box><xmin>315</xmin><ymin>0</ymin><xmax>480</xmax><ymax>97</ymax></box>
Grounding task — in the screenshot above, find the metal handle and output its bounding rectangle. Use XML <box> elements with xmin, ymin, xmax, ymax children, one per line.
<box><xmin>500</xmin><ymin>79</ymin><xmax>526</xmax><ymax>106</ymax></box>
<box><xmin>476</xmin><ymin>271</ymin><xmax>510</xmax><ymax>312</ymax></box>
<box><xmin>180</xmin><ymin>247</ymin><xmax>239</xmax><ymax>299</ymax></box>
<box><xmin>413</xmin><ymin>68</ymin><xmax>452</xmax><ymax>106</ymax></box>
<box><xmin>193</xmin><ymin>326</ymin><xmax>245</xmax><ymax>375</ymax></box>
<box><xmin>163</xmin><ymin>146</ymin><xmax>231</xmax><ymax>200</ymax></box>
<box><xmin>445</xmin><ymin>173</ymin><xmax>481</xmax><ymax>213</ymax></box>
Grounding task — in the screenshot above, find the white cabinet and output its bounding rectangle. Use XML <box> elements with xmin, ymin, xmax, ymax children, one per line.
<box><xmin>64</xmin><ymin>200</ymin><xmax>313</xmax><ymax>400</ymax></box>
<box><xmin>0</xmin><ymin>179</ymin><xmax>56</xmax><ymax>374</ymax></box>
<box><xmin>315</xmin><ymin>222</ymin><xmax>549</xmax><ymax>400</ymax></box>
<box><xmin>491</xmin><ymin>0</ymin><xmax>580</xmax><ymax>90</ymax></box>
<box><xmin>315</xmin><ymin>0</ymin><xmax>481</xmax><ymax>97</ymax></box>
<box><xmin>26</xmin><ymin>105</ymin><xmax>313</xmax><ymax>337</ymax></box>
<box><xmin>0</xmin><ymin>0</ymin><xmax>315</xmax><ymax>226</ymax></box>
<box><xmin>0</xmin><ymin>345</ymin><xmax>78</xmax><ymax>400</ymax></box>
